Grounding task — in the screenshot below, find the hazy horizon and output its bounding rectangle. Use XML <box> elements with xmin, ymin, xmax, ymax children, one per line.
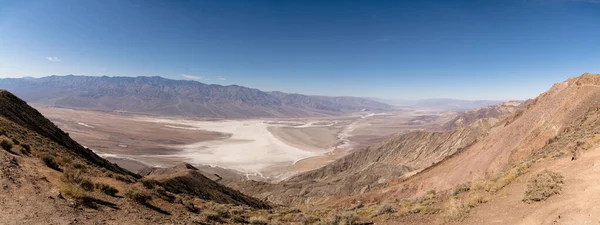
<box><xmin>1</xmin><ymin>0</ymin><xmax>599</xmax><ymax>100</ymax></box>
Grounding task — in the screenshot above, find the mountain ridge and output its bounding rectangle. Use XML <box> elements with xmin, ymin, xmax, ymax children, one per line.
<box><xmin>0</xmin><ymin>75</ymin><xmax>391</xmax><ymax>118</ymax></box>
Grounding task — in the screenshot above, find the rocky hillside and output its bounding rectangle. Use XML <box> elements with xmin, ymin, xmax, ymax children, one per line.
<box><xmin>226</xmin><ymin>73</ymin><xmax>600</xmax><ymax>224</ymax></box>
<box><xmin>232</xmin><ymin>116</ymin><xmax>500</xmax><ymax>206</ymax></box>
<box><xmin>0</xmin><ymin>89</ymin><xmax>279</xmax><ymax>224</ymax></box>
<box><xmin>442</xmin><ymin>100</ymin><xmax>522</xmax><ymax>130</ymax></box>
<box><xmin>0</xmin><ymin>75</ymin><xmax>391</xmax><ymax>118</ymax></box>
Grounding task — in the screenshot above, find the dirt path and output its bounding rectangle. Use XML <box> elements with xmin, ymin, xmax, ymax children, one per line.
<box><xmin>463</xmin><ymin>145</ymin><xmax>600</xmax><ymax>225</ymax></box>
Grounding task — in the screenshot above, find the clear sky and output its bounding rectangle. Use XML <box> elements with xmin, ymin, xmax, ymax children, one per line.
<box><xmin>0</xmin><ymin>0</ymin><xmax>599</xmax><ymax>100</ymax></box>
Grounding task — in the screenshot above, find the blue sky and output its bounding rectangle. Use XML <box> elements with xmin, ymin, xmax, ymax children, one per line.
<box><xmin>0</xmin><ymin>0</ymin><xmax>599</xmax><ymax>100</ymax></box>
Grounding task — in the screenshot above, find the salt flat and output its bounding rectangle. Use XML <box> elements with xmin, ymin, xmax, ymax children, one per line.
<box><xmin>36</xmin><ymin>106</ymin><xmax>453</xmax><ymax>181</ymax></box>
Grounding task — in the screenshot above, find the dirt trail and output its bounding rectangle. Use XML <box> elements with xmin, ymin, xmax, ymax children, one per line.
<box><xmin>463</xmin><ymin>145</ymin><xmax>600</xmax><ymax>225</ymax></box>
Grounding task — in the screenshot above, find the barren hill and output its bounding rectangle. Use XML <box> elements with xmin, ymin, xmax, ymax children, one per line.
<box><xmin>0</xmin><ymin>75</ymin><xmax>391</xmax><ymax>118</ymax></box>
<box><xmin>228</xmin><ymin>73</ymin><xmax>600</xmax><ymax>224</ymax></box>
<box><xmin>442</xmin><ymin>101</ymin><xmax>522</xmax><ymax>130</ymax></box>
<box><xmin>0</xmin><ymin>89</ymin><xmax>277</xmax><ymax>224</ymax></box>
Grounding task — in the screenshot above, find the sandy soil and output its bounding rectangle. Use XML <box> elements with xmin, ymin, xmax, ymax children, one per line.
<box><xmin>462</xmin><ymin>145</ymin><xmax>600</xmax><ymax>225</ymax></box>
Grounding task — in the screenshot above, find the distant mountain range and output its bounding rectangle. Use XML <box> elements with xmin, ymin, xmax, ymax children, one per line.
<box><xmin>369</xmin><ymin>97</ymin><xmax>504</xmax><ymax>111</ymax></box>
<box><xmin>0</xmin><ymin>75</ymin><xmax>391</xmax><ymax>118</ymax></box>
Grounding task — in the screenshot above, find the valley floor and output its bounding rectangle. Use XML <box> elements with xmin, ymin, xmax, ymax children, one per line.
<box><xmin>35</xmin><ymin>106</ymin><xmax>453</xmax><ymax>181</ymax></box>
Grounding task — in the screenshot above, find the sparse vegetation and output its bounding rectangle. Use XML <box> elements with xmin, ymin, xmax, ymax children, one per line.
<box><xmin>373</xmin><ymin>204</ymin><xmax>396</xmax><ymax>217</ymax></box>
<box><xmin>115</xmin><ymin>174</ymin><xmax>132</xmax><ymax>183</ymax></box>
<box><xmin>126</xmin><ymin>189</ymin><xmax>152</xmax><ymax>205</ymax></box>
<box><xmin>440</xmin><ymin>197</ymin><xmax>470</xmax><ymax>223</ymax></box>
<box><xmin>61</xmin><ymin>170</ymin><xmax>94</xmax><ymax>191</ymax></box>
<box><xmin>249</xmin><ymin>217</ymin><xmax>269</xmax><ymax>225</ymax></box>
<box><xmin>141</xmin><ymin>179</ymin><xmax>158</xmax><ymax>189</ymax></box>
<box><xmin>94</xmin><ymin>182</ymin><xmax>119</xmax><ymax>196</ymax></box>
<box><xmin>41</xmin><ymin>154</ymin><xmax>60</xmax><ymax>171</ymax></box>
<box><xmin>59</xmin><ymin>183</ymin><xmax>87</xmax><ymax>200</ymax></box>
<box><xmin>20</xmin><ymin>144</ymin><xmax>31</xmax><ymax>155</ymax></box>
<box><xmin>450</xmin><ymin>183</ymin><xmax>470</xmax><ymax>196</ymax></box>
<box><xmin>1</xmin><ymin>139</ymin><xmax>13</xmax><ymax>152</ymax></box>
<box><xmin>523</xmin><ymin>170</ymin><xmax>564</xmax><ymax>203</ymax></box>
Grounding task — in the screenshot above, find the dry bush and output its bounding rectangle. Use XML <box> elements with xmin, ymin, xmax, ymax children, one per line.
<box><xmin>20</xmin><ymin>144</ymin><xmax>31</xmax><ymax>155</ymax></box>
<box><xmin>41</xmin><ymin>154</ymin><xmax>60</xmax><ymax>171</ymax></box>
<box><xmin>201</xmin><ymin>210</ymin><xmax>222</xmax><ymax>223</ymax></box>
<box><xmin>94</xmin><ymin>182</ymin><xmax>119</xmax><ymax>196</ymax></box>
<box><xmin>450</xmin><ymin>183</ymin><xmax>470</xmax><ymax>196</ymax></box>
<box><xmin>233</xmin><ymin>215</ymin><xmax>249</xmax><ymax>224</ymax></box>
<box><xmin>440</xmin><ymin>198</ymin><xmax>470</xmax><ymax>223</ymax></box>
<box><xmin>62</xmin><ymin>170</ymin><xmax>94</xmax><ymax>191</ymax></box>
<box><xmin>302</xmin><ymin>215</ymin><xmax>320</xmax><ymax>224</ymax></box>
<box><xmin>125</xmin><ymin>189</ymin><xmax>152</xmax><ymax>205</ymax></box>
<box><xmin>1</xmin><ymin>139</ymin><xmax>13</xmax><ymax>152</ymax></box>
<box><xmin>330</xmin><ymin>212</ymin><xmax>359</xmax><ymax>225</ymax></box>
<box><xmin>523</xmin><ymin>170</ymin><xmax>564</xmax><ymax>202</ymax></box>
<box><xmin>465</xmin><ymin>193</ymin><xmax>488</xmax><ymax>208</ymax></box>
<box><xmin>249</xmin><ymin>217</ymin><xmax>269</xmax><ymax>225</ymax></box>
<box><xmin>141</xmin><ymin>179</ymin><xmax>158</xmax><ymax>189</ymax></box>
<box><xmin>373</xmin><ymin>204</ymin><xmax>396</xmax><ymax>217</ymax></box>
<box><xmin>59</xmin><ymin>183</ymin><xmax>87</xmax><ymax>200</ymax></box>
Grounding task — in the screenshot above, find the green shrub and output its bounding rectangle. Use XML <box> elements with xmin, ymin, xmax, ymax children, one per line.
<box><xmin>523</xmin><ymin>170</ymin><xmax>564</xmax><ymax>202</ymax></box>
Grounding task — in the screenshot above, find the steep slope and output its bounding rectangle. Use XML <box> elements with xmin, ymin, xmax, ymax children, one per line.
<box><xmin>0</xmin><ymin>75</ymin><xmax>391</xmax><ymax>118</ymax></box>
<box><xmin>329</xmin><ymin>73</ymin><xmax>600</xmax><ymax>224</ymax></box>
<box><xmin>0</xmin><ymin>90</ymin><xmax>278</xmax><ymax>224</ymax></box>
<box><xmin>232</xmin><ymin>116</ymin><xmax>499</xmax><ymax>206</ymax></box>
<box><xmin>442</xmin><ymin>100</ymin><xmax>522</xmax><ymax>130</ymax></box>
<box><xmin>139</xmin><ymin>163</ymin><xmax>268</xmax><ymax>208</ymax></box>
<box><xmin>0</xmin><ymin>90</ymin><xmax>132</xmax><ymax>176</ymax></box>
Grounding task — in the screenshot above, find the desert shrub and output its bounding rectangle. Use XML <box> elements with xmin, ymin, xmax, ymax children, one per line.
<box><xmin>11</xmin><ymin>138</ymin><xmax>19</xmax><ymax>145</ymax></box>
<box><xmin>1</xmin><ymin>139</ymin><xmax>13</xmax><ymax>151</ymax></box>
<box><xmin>61</xmin><ymin>170</ymin><xmax>95</xmax><ymax>191</ymax></box>
<box><xmin>233</xmin><ymin>215</ymin><xmax>249</xmax><ymax>224</ymax></box>
<box><xmin>126</xmin><ymin>189</ymin><xmax>152</xmax><ymax>204</ymax></box>
<box><xmin>72</xmin><ymin>163</ymin><xmax>86</xmax><ymax>169</ymax></box>
<box><xmin>59</xmin><ymin>183</ymin><xmax>87</xmax><ymax>200</ymax></box>
<box><xmin>465</xmin><ymin>193</ymin><xmax>488</xmax><ymax>208</ymax></box>
<box><xmin>141</xmin><ymin>179</ymin><xmax>158</xmax><ymax>189</ymax></box>
<box><xmin>61</xmin><ymin>156</ymin><xmax>73</xmax><ymax>165</ymax></box>
<box><xmin>20</xmin><ymin>144</ymin><xmax>31</xmax><ymax>155</ymax></box>
<box><xmin>80</xmin><ymin>179</ymin><xmax>94</xmax><ymax>191</ymax></box>
<box><xmin>156</xmin><ymin>188</ymin><xmax>176</xmax><ymax>202</ymax></box>
<box><xmin>202</xmin><ymin>210</ymin><xmax>222</xmax><ymax>223</ymax></box>
<box><xmin>450</xmin><ymin>183</ymin><xmax>470</xmax><ymax>196</ymax></box>
<box><xmin>373</xmin><ymin>204</ymin><xmax>396</xmax><ymax>217</ymax></box>
<box><xmin>330</xmin><ymin>212</ymin><xmax>358</xmax><ymax>225</ymax></box>
<box><xmin>440</xmin><ymin>198</ymin><xmax>470</xmax><ymax>223</ymax></box>
<box><xmin>41</xmin><ymin>154</ymin><xmax>60</xmax><ymax>171</ymax></box>
<box><xmin>115</xmin><ymin>175</ymin><xmax>132</xmax><ymax>183</ymax></box>
<box><xmin>94</xmin><ymin>183</ymin><xmax>119</xmax><ymax>196</ymax></box>
<box><xmin>523</xmin><ymin>170</ymin><xmax>564</xmax><ymax>202</ymax></box>
<box><xmin>249</xmin><ymin>217</ymin><xmax>269</xmax><ymax>225</ymax></box>
<box><xmin>302</xmin><ymin>216</ymin><xmax>320</xmax><ymax>225</ymax></box>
